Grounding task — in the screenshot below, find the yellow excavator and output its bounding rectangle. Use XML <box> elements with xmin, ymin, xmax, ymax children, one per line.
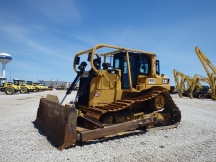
<box><xmin>188</xmin><ymin>75</ymin><xmax>211</xmax><ymax>99</ymax></box>
<box><xmin>34</xmin><ymin>44</ymin><xmax>181</xmax><ymax>150</ymax></box>
<box><xmin>194</xmin><ymin>75</ymin><xmax>211</xmax><ymax>99</ymax></box>
<box><xmin>169</xmin><ymin>70</ymin><xmax>179</xmax><ymax>94</ymax></box>
<box><xmin>173</xmin><ymin>69</ymin><xmax>193</xmax><ymax>98</ymax></box>
<box><xmin>173</xmin><ymin>69</ymin><xmax>210</xmax><ymax>99</ymax></box>
<box><xmin>195</xmin><ymin>46</ymin><xmax>216</xmax><ymax>100</ymax></box>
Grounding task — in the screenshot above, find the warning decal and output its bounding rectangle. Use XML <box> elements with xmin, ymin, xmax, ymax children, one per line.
<box><xmin>149</xmin><ymin>78</ymin><xmax>155</xmax><ymax>84</ymax></box>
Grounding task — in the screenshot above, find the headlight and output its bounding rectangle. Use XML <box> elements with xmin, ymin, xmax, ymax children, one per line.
<box><xmin>163</xmin><ymin>78</ymin><xmax>169</xmax><ymax>84</ymax></box>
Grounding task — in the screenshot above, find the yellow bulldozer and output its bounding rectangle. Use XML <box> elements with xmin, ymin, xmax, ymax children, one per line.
<box><xmin>0</xmin><ymin>77</ymin><xmax>20</xmax><ymax>95</ymax></box>
<box><xmin>34</xmin><ymin>44</ymin><xmax>181</xmax><ymax>150</ymax></box>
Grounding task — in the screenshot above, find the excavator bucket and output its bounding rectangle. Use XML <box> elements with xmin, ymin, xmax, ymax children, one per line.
<box><xmin>34</xmin><ymin>95</ymin><xmax>77</xmax><ymax>150</ymax></box>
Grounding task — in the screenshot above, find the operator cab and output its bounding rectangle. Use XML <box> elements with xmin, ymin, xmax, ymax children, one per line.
<box><xmin>0</xmin><ymin>78</ymin><xmax>7</xmax><ymax>87</ymax></box>
<box><xmin>13</xmin><ymin>79</ymin><xmax>19</xmax><ymax>86</ymax></box>
<box><xmin>26</xmin><ymin>81</ymin><xmax>33</xmax><ymax>85</ymax></box>
<box><xmin>13</xmin><ymin>79</ymin><xmax>25</xmax><ymax>86</ymax></box>
<box><xmin>112</xmin><ymin>52</ymin><xmax>160</xmax><ymax>89</ymax></box>
<box><xmin>200</xmin><ymin>85</ymin><xmax>210</xmax><ymax>93</ymax></box>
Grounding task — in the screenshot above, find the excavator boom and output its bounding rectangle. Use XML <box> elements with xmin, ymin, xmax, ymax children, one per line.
<box><xmin>195</xmin><ymin>46</ymin><xmax>216</xmax><ymax>75</ymax></box>
<box><xmin>195</xmin><ymin>46</ymin><xmax>216</xmax><ymax>100</ymax></box>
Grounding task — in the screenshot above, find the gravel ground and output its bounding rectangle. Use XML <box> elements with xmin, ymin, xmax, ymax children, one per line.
<box><xmin>0</xmin><ymin>91</ymin><xmax>216</xmax><ymax>162</ymax></box>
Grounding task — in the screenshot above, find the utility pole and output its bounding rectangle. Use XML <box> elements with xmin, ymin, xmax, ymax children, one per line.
<box><xmin>10</xmin><ymin>71</ymin><xmax>11</xmax><ymax>82</ymax></box>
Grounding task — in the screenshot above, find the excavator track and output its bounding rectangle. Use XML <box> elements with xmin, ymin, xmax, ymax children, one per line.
<box><xmin>84</xmin><ymin>87</ymin><xmax>181</xmax><ymax>129</ymax></box>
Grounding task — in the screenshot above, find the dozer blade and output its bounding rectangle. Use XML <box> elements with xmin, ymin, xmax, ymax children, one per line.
<box><xmin>34</xmin><ymin>95</ymin><xmax>77</xmax><ymax>150</ymax></box>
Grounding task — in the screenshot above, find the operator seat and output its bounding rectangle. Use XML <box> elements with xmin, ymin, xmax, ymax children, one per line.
<box><xmin>102</xmin><ymin>63</ymin><xmax>111</xmax><ymax>69</ymax></box>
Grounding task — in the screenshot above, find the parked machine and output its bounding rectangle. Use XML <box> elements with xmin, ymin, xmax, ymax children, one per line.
<box><xmin>173</xmin><ymin>69</ymin><xmax>210</xmax><ymax>99</ymax></box>
<box><xmin>39</xmin><ymin>82</ymin><xmax>48</xmax><ymax>91</ymax></box>
<box><xmin>47</xmin><ymin>84</ymin><xmax>54</xmax><ymax>90</ymax></box>
<box><xmin>0</xmin><ymin>77</ymin><xmax>20</xmax><ymax>95</ymax></box>
<box><xmin>34</xmin><ymin>82</ymin><xmax>47</xmax><ymax>91</ymax></box>
<box><xmin>56</xmin><ymin>83</ymin><xmax>78</xmax><ymax>90</ymax></box>
<box><xmin>173</xmin><ymin>69</ymin><xmax>192</xmax><ymax>98</ymax></box>
<box><xmin>192</xmin><ymin>75</ymin><xmax>211</xmax><ymax>99</ymax></box>
<box><xmin>34</xmin><ymin>44</ymin><xmax>181</xmax><ymax>150</ymax></box>
<box><xmin>56</xmin><ymin>83</ymin><xmax>67</xmax><ymax>90</ymax></box>
<box><xmin>26</xmin><ymin>81</ymin><xmax>44</xmax><ymax>92</ymax></box>
<box><xmin>169</xmin><ymin>86</ymin><xmax>179</xmax><ymax>94</ymax></box>
<box><xmin>195</xmin><ymin>46</ymin><xmax>216</xmax><ymax>100</ymax></box>
<box><xmin>13</xmin><ymin>79</ymin><xmax>35</xmax><ymax>94</ymax></box>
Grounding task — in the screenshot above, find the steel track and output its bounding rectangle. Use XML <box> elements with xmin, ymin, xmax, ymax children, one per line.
<box><xmin>83</xmin><ymin>87</ymin><xmax>181</xmax><ymax>129</ymax></box>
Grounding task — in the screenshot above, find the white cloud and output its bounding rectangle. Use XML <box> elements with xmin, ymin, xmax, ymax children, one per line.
<box><xmin>0</xmin><ymin>22</ymin><xmax>74</xmax><ymax>61</ymax></box>
<box><xmin>27</xmin><ymin>0</ymin><xmax>82</xmax><ymax>24</ymax></box>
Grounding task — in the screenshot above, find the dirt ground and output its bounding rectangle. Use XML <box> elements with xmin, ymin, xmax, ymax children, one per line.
<box><xmin>0</xmin><ymin>90</ymin><xmax>215</xmax><ymax>162</ymax></box>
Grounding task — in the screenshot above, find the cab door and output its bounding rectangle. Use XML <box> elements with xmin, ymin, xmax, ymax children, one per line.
<box><xmin>114</xmin><ymin>54</ymin><xmax>138</xmax><ymax>89</ymax></box>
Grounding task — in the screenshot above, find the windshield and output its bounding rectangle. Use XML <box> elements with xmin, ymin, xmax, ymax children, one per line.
<box><xmin>20</xmin><ymin>80</ymin><xmax>25</xmax><ymax>84</ymax></box>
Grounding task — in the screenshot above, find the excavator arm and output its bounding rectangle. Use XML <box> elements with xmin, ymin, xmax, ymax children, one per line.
<box><xmin>173</xmin><ymin>69</ymin><xmax>180</xmax><ymax>92</ymax></box>
<box><xmin>173</xmin><ymin>69</ymin><xmax>190</xmax><ymax>98</ymax></box>
<box><xmin>195</xmin><ymin>46</ymin><xmax>216</xmax><ymax>100</ymax></box>
<box><xmin>188</xmin><ymin>74</ymin><xmax>198</xmax><ymax>99</ymax></box>
<box><xmin>173</xmin><ymin>69</ymin><xmax>203</xmax><ymax>99</ymax></box>
<box><xmin>197</xmin><ymin>75</ymin><xmax>211</xmax><ymax>86</ymax></box>
<box><xmin>195</xmin><ymin>47</ymin><xmax>216</xmax><ymax>75</ymax></box>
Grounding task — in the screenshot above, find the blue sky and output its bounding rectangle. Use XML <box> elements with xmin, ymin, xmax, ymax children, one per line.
<box><xmin>0</xmin><ymin>0</ymin><xmax>216</xmax><ymax>86</ymax></box>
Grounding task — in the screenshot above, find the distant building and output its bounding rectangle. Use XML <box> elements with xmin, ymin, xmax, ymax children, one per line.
<box><xmin>39</xmin><ymin>80</ymin><xmax>72</xmax><ymax>89</ymax></box>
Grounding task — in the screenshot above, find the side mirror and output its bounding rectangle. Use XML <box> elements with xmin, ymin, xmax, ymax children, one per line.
<box><xmin>156</xmin><ymin>60</ymin><xmax>160</xmax><ymax>75</ymax></box>
<box><xmin>75</xmin><ymin>57</ymin><xmax>80</xmax><ymax>65</ymax></box>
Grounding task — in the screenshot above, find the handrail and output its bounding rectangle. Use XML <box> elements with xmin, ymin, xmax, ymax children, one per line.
<box><xmin>195</xmin><ymin>46</ymin><xmax>216</xmax><ymax>100</ymax></box>
<box><xmin>73</xmin><ymin>44</ymin><xmax>155</xmax><ymax>75</ymax></box>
